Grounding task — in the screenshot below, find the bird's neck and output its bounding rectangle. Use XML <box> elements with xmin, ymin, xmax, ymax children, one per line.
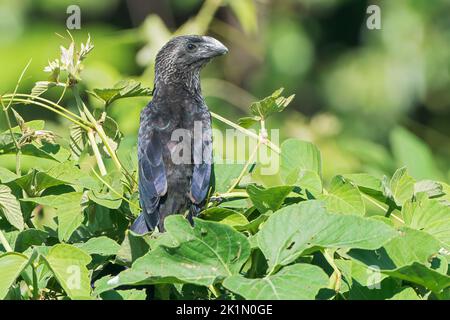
<box><xmin>153</xmin><ymin>68</ymin><xmax>203</xmax><ymax>102</ymax></box>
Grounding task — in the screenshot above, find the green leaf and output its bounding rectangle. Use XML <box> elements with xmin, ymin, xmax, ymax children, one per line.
<box><xmin>320</xmin><ymin>176</ymin><xmax>365</xmax><ymax>215</ymax></box>
<box><xmin>336</xmin><ymin>259</ymin><xmax>402</xmax><ymax>300</ymax></box>
<box><xmin>249</xmin><ymin>88</ymin><xmax>294</xmax><ymax>120</ymax></box>
<box><xmin>96</xmin><ymin>116</ymin><xmax>123</xmax><ymax>158</ymax></box>
<box><xmin>414</xmin><ymin>180</ymin><xmax>444</xmax><ymax>198</ymax></box>
<box><xmin>0</xmin><ymin>168</ymin><xmax>19</xmax><ymax>184</ymax></box>
<box><xmin>74</xmin><ymin>236</ymin><xmax>120</xmax><ymax>256</ymax></box>
<box><xmin>389</xmin><ymin>167</ymin><xmax>415</xmax><ymax>206</ymax></box>
<box><xmin>390</xmin><ymin>127</ymin><xmax>441</xmax><ymax>180</ymax></box>
<box><xmin>89</xmin><ymin>80</ymin><xmax>152</xmax><ymax>107</ymax></box>
<box><xmin>348</xmin><ymin>227</ymin><xmax>449</xmax><ymax>293</ymax></box>
<box><xmin>100</xmin><ymin>289</ymin><xmax>147</xmax><ymax>300</ymax></box>
<box><xmin>213</xmin><ymin>161</ymin><xmax>246</xmax><ymax>193</ymax></box>
<box><xmin>257</xmin><ymin>201</ymin><xmax>397</xmax><ymax>269</ymax></box>
<box><xmin>14</xmin><ymin>162</ymin><xmax>98</xmax><ymax>195</ymax></box>
<box><xmin>201</xmin><ymin>207</ymin><xmax>249</xmax><ymax>228</ymax></box>
<box><xmin>384</xmin><ymin>263</ymin><xmax>450</xmax><ymax>293</ymax></box>
<box><xmin>0</xmin><ymin>252</ymin><xmax>29</xmax><ymax>299</ymax></box>
<box><xmin>389</xmin><ymin>287</ymin><xmax>421</xmax><ymax>300</ymax></box>
<box><xmin>14</xmin><ymin>229</ymin><xmax>48</xmax><ymax>253</ymax></box>
<box><xmin>42</xmin><ymin>244</ymin><xmax>92</xmax><ymax>299</ymax></box>
<box><xmin>349</xmin><ymin>227</ymin><xmax>441</xmax><ymax>271</ymax></box>
<box><xmin>401</xmin><ymin>195</ymin><xmax>450</xmax><ymax>248</ymax></box>
<box><xmin>23</xmin><ymin>192</ymin><xmax>85</xmax><ymax>242</ymax></box>
<box><xmin>87</xmin><ymin>170</ymin><xmax>123</xmax><ymax>209</ymax></box>
<box><xmin>100</xmin><ymin>216</ymin><xmax>251</xmax><ymax>288</ymax></box>
<box><xmin>0</xmin><ymin>185</ymin><xmax>24</xmax><ymax>231</ymax></box>
<box><xmin>237</xmin><ymin>116</ymin><xmax>259</xmax><ymax>128</ymax></box>
<box><xmin>115</xmin><ymin>231</ymin><xmax>152</xmax><ymax>266</ymax></box>
<box><xmin>223</xmin><ymin>264</ymin><xmax>328</xmax><ymax>300</ymax></box>
<box><xmin>280</xmin><ymin>139</ymin><xmax>322</xmax><ymax>195</ymax></box>
<box><xmin>247</xmin><ymin>184</ymin><xmax>293</xmax><ymax>213</ymax></box>
<box><xmin>69</xmin><ymin>124</ymin><xmax>87</xmax><ymax>161</ymax></box>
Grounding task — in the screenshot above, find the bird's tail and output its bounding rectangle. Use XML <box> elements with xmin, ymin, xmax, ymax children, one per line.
<box><xmin>130</xmin><ymin>214</ymin><xmax>151</xmax><ymax>235</ymax></box>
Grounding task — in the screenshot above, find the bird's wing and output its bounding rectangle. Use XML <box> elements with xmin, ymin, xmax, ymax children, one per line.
<box><xmin>137</xmin><ymin>107</ymin><xmax>168</xmax><ymax>229</ymax></box>
<box><xmin>190</xmin><ymin>111</ymin><xmax>213</xmax><ymax>205</ymax></box>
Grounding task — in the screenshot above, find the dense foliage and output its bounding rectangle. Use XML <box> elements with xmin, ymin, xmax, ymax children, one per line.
<box><xmin>0</xmin><ymin>35</ymin><xmax>449</xmax><ymax>300</ymax></box>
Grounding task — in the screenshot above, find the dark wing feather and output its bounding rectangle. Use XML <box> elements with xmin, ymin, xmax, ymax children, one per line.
<box><xmin>136</xmin><ymin>108</ymin><xmax>167</xmax><ymax>231</ymax></box>
<box><xmin>190</xmin><ymin>111</ymin><xmax>212</xmax><ymax>205</ymax></box>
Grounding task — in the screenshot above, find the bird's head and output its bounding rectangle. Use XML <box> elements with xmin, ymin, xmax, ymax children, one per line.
<box><xmin>154</xmin><ymin>35</ymin><xmax>228</xmax><ymax>91</ymax></box>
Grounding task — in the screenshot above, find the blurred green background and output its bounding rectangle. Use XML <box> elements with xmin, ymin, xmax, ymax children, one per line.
<box><xmin>0</xmin><ymin>0</ymin><xmax>449</xmax><ymax>183</ymax></box>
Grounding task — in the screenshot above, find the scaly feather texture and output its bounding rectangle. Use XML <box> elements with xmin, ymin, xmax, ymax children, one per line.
<box><xmin>131</xmin><ymin>35</ymin><xmax>228</xmax><ymax>233</ymax></box>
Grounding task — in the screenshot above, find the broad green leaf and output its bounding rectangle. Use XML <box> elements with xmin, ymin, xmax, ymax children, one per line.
<box><xmin>0</xmin><ymin>185</ymin><xmax>24</xmax><ymax>231</ymax></box>
<box><xmin>74</xmin><ymin>236</ymin><xmax>120</xmax><ymax>256</ymax></box>
<box><xmin>237</xmin><ymin>116</ymin><xmax>259</xmax><ymax>128</ymax></box>
<box><xmin>280</xmin><ymin>139</ymin><xmax>322</xmax><ymax>195</ymax></box>
<box><xmin>249</xmin><ymin>88</ymin><xmax>294</xmax><ymax>120</ymax></box>
<box><xmin>414</xmin><ymin>180</ymin><xmax>444</xmax><ymax>198</ymax></box>
<box><xmin>14</xmin><ymin>162</ymin><xmax>98</xmax><ymax>195</ymax></box>
<box><xmin>96</xmin><ymin>116</ymin><xmax>123</xmax><ymax>158</ymax></box>
<box><xmin>23</xmin><ymin>192</ymin><xmax>85</xmax><ymax>242</ymax></box>
<box><xmin>223</xmin><ymin>264</ymin><xmax>328</xmax><ymax>300</ymax></box>
<box><xmin>336</xmin><ymin>259</ymin><xmax>401</xmax><ymax>300</ymax></box>
<box><xmin>348</xmin><ymin>227</ymin><xmax>442</xmax><ymax>270</ymax></box>
<box><xmin>389</xmin><ymin>287</ymin><xmax>421</xmax><ymax>300</ymax></box>
<box><xmin>100</xmin><ymin>289</ymin><xmax>146</xmax><ymax>300</ymax></box>
<box><xmin>257</xmin><ymin>201</ymin><xmax>397</xmax><ymax>269</ymax></box>
<box><xmin>320</xmin><ymin>176</ymin><xmax>365</xmax><ymax>215</ymax></box>
<box><xmin>348</xmin><ymin>228</ymin><xmax>448</xmax><ymax>293</ymax></box>
<box><xmin>213</xmin><ymin>162</ymin><xmax>246</xmax><ymax>193</ymax></box>
<box><xmin>69</xmin><ymin>124</ymin><xmax>87</xmax><ymax>161</ymax></box>
<box><xmin>100</xmin><ymin>216</ymin><xmax>251</xmax><ymax>289</ymax></box>
<box><xmin>87</xmin><ymin>171</ymin><xmax>123</xmax><ymax>209</ymax></box>
<box><xmin>43</xmin><ymin>244</ymin><xmax>92</xmax><ymax>299</ymax></box>
<box><xmin>0</xmin><ymin>252</ymin><xmax>29</xmax><ymax>299</ymax></box>
<box><xmin>384</xmin><ymin>263</ymin><xmax>450</xmax><ymax>293</ymax></box>
<box><xmin>89</xmin><ymin>80</ymin><xmax>152</xmax><ymax>107</ymax></box>
<box><xmin>390</xmin><ymin>127</ymin><xmax>441</xmax><ymax>180</ymax></box>
<box><xmin>115</xmin><ymin>231</ymin><xmax>152</xmax><ymax>266</ymax></box>
<box><xmin>201</xmin><ymin>207</ymin><xmax>249</xmax><ymax>228</ymax></box>
<box><xmin>389</xmin><ymin>167</ymin><xmax>415</xmax><ymax>206</ymax></box>
<box><xmin>401</xmin><ymin>195</ymin><xmax>450</xmax><ymax>248</ymax></box>
<box><xmin>0</xmin><ymin>168</ymin><xmax>19</xmax><ymax>184</ymax></box>
<box><xmin>247</xmin><ymin>185</ymin><xmax>293</xmax><ymax>213</ymax></box>
<box><xmin>14</xmin><ymin>229</ymin><xmax>48</xmax><ymax>253</ymax></box>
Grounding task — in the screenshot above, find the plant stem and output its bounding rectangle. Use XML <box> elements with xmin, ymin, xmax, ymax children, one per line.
<box><xmin>72</xmin><ymin>86</ymin><xmax>109</xmax><ymax>176</ymax></box>
<box><xmin>210</xmin><ymin>111</ymin><xmax>281</xmax><ymax>154</ymax></box>
<box><xmin>216</xmin><ymin>192</ymin><xmax>249</xmax><ymax>199</ymax></box>
<box><xmin>2</xmin><ymin>97</ymin><xmax>90</xmax><ymax>130</ymax></box>
<box><xmin>322</xmin><ymin>249</ymin><xmax>341</xmax><ymax>293</ymax></box>
<box><xmin>32</xmin><ymin>264</ymin><xmax>39</xmax><ymax>300</ymax></box>
<box><xmin>226</xmin><ymin>140</ymin><xmax>261</xmax><ymax>193</ymax></box>
<box><xmin>2</xmin><ymin>93</ymin><xmax>87</xmax><ymax>124</ymax></box>
<box><xmin>91</xmin><ymin>169</ymin><xmax>141</xmax><ymax>211</ymax></box>
<box><xmin>0</xmin><ymin>230</ymin><xmax>12</xmax><ymax>252</ymax></box>
<box><xmin>87</xmin><ymin>129</ymin><xmax>107</xmax><ymax>176</ymax></box>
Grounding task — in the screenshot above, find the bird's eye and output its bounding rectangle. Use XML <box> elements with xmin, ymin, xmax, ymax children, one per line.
<box><xmin>187</xmin><ymin>43</ymin><xmax>197</xmax><ymax>51</ymax></box>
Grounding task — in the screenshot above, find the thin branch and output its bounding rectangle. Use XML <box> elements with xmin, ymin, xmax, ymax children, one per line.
<box><xmin>0</xmin><ymin>230</ymin><xmax>12</xmax><ymax>252</ymax></box>
<box><xmin>226</xmin><ymin>140</ymin><xmax>261</xmax><ymax>193</ymax></box>
<box><xmin>210</xmin><ymin>111</ymin><xmax>281</xmax><ymax>154</ymax></box>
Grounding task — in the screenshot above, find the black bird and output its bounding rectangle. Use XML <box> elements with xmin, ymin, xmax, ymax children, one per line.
<box><xmin>131</xmin><ymin>35</ymin><xmax>228</xmax><ymax>234</ymax></box>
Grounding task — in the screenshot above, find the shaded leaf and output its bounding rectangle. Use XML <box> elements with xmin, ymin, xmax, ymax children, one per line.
<box><xmin>223</xmin><ymin>264</ymin><xmax>328</xmax><ymax>300</ymax></box>
<box><xmin>0</xmin><ymin>185</ymin><xmax>24</xmax><ymax>231</ymax></box>
<box><xmin>257</xmin><ymin>201</ymin><xmax>397</xmax><ymax>269</ymax></box>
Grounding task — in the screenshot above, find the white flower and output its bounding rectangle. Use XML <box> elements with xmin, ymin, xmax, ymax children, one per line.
<box><xmin>60</xmin><ymin>42</ymin><xmax>75</xmax><ymax>70</ymax></box>
<box><xmin>43</xmin><ymin>59</ymin><xmax>60</xmax><ymax>73</ymax></box>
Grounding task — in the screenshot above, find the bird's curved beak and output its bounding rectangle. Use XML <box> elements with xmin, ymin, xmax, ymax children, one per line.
<box><xmin>201</xmin><ymin>36</ymin><xmax>229</xmax><ymax>58</ymax></box>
